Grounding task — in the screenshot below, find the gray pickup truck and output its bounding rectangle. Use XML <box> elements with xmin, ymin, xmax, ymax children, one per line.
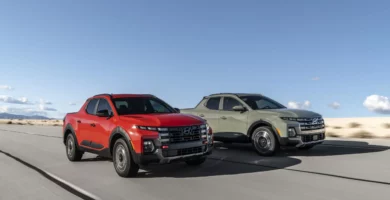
<box><xmin>180</xmin><ymin>93</ymin><xmax>326</xmax><ymax>156</ymax></box>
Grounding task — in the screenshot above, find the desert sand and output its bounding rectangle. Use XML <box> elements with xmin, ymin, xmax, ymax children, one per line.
<box><xmin>1</xmin><ymin>117</ymin><xmax>390</xmax><ymax>138</ymax></box>
<box><xmin>324</xmin><ymin>117</ymin><xmax>390</xmax><ymax>138</ymax></box>
<box><xmin>0</xmin><ymin>119</ymin><xmax>63</xmax><ymax>126</ymax></box>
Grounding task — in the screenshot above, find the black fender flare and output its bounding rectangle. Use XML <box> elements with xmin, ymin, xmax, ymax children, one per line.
<box><xmin>63</xmin><ymin>123</ymin><xmax>78</xmax><ymax>146</ymax></box>
<box><xmin>108</xmin><ymin>126</ymin><xmax>137</xmax><ymax>157</ymax></box>
<box><xmin>247</xmin><ymin>120</ymin><xmax>282</xmax><ymax>143</ymax></box>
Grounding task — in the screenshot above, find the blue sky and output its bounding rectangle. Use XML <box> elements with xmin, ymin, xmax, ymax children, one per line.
<box><xmin>1</xmin><ymin>0</ymin><xmax>390</xmax><ymax>118</ymax></box>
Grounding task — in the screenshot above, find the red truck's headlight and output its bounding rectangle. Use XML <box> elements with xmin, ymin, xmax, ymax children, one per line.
<box><xmin>142</xmin><ymin>139</ymin><xmax>155</xmax><ymax>153</ymax></box>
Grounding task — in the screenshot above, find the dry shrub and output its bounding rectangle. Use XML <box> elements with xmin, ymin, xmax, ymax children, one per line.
<box><xmin>17</xmin><ymin>122</ymin><xmax>24</xmax><ymax>125</ymax></box>
<box><xmin>326</xmin><ymin>132</ymin><xmax>340</xmax><ymax>137</ymax></box>
<box><xmin>7</xmin><ymin>121</ymin><xmax>13</xmax><ymax>124</ymax></box>
<box><xmin>334</xmin><ymin>126</ymin><xmax>343</xmax><ymax>129</ymax></box>
<box><xmin>382</xmin><ymin>123</ymin><xmax>390</xmax><ymax>129</ymax></box>
<box><xmin>351</xmin><ymin>130</ymin><xmax>374</xmax><ymax>139</ymax></box>
<box><xmin>349</xmin><ymin>122</ymin><xmax>361</xmax><ymax>128</ymax></box>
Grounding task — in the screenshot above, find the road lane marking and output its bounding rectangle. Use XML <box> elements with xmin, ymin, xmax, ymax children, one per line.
<box><xmin>0</xmin><ymin>149</ymin><xmax>101</xmax><ymax>200</ymax></box>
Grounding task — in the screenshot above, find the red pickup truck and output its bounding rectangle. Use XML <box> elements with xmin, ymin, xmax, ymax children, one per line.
<box><xmin>62</xmin><ymin>93</ymin><xmax>213</xmax><ymax>177</ymax></box>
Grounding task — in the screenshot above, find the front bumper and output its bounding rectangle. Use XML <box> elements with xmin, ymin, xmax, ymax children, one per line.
<box><xmin>279</xmin><ymin>128</ymin><xmax>326</xmax><ymax>147</ymax></box>
<box><xmin>132</xmin><ymin>141</ymin><xmax>213</xmax><ymax>165</ymax></box>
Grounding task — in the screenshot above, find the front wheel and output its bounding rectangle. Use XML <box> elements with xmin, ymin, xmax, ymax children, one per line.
<box><xmin>251</xmin><ymin>126</ymin><xmax>279</xmax><ymax>156</ymax></box>
<box><xmin>113</xmin><ymin>138</ymin><xmax>139</xmax><ymax>177</ymax></box>
<box><xmin>185</xmin><ymin>157</ymin><xmax>207</xmax><ymax>166</ymax></box>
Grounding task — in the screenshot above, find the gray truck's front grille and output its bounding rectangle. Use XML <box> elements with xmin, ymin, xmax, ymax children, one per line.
<box><xmin>297</xmin><ymin>117</ymin><xmax>325</xmax><ymax>131</ymax></box>
<box><xmin>159</xmin><ymin>125</ymin><xmax>203</xmax><ymax>144</ymax></box>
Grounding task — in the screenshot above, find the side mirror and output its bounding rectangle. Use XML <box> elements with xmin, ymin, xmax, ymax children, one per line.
<box><xmin>232</xmin><ymin>105</ymin><xmax>246</xmax><ymax>112</ymax></box>
<box><xmin>174</xmin><ymin>108</ymin><xmax>180</xmax><ymax>113</ymax></box>
<box><xmin>96</xmin><ymin>109</ymin><xmax>110</xmax><ymax>117</ymax></box>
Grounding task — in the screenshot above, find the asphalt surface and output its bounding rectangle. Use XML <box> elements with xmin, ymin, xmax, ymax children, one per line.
<box><xmin>1</xmin><ymin>125</ymin><xmax>390</xmax><ymax>200</ymax></box>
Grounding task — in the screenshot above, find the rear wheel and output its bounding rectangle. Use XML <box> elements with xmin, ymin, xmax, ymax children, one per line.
<box><xmin>113</xmin><ymin>138</ymin><xmax>139</xmax><ymax>177</ymax></box>
<box><xmin>185</xmin><ymin>157</ymin><xmax>207</xmax><ymax>166</ymax></box>
<box><xmin>66</xmin><ymin>134</ymin><xmax>84</xmax><ymax>161</ymax></box>
<box><xmin>251</xmin><ymin>126</ymin><xmax>279</xmax><ymax>156</ymax></box>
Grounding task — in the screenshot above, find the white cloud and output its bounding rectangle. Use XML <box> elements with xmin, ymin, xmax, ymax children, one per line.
<box><xmin>0</xmin><ymin>106</ymin><xmax>47</xmax><ymax>116</ymax></box>
<box><xmin>287</xmin><ymin>100</ymin><xmax>311</xmax><ymax>109</ymax></box>
<box><xmin>311</xmin><ymin>77</ymin><xmax>320</xmax><ymax>81</ymax></box>
<box><xmin>363</xmin><ymin>95</ymin><xmax>390</xmax><ymax>114</ymax></box>
<box><xmin>69</xmin><ymin>102</ymin><xmax>77</xmax><ymax>106</ymax></box>
<box><xmin>329</xmin><ymin>102</ymin><xmax>341</xmax><ymax>109</ymax></box>
<box><xmin>0</xmin><ymin>85</ymin><xmax>13</xmax><ymax>90</ymax></box>
<box><xmin>0</xmin><ymin>95</ymin><xmax>31</xmax><ymax>104</ymax></box>
<box><xmin>39</xmin><ymin>99</ymin><xmax>52</xmax><ymax>105</ymax></box>
<box><xmin>39</xmin><ymin>104</ymin><xmax>57</xmax><ymax>112</ymax></box>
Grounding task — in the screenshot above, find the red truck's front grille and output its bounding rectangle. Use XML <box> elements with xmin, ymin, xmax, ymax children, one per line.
<box><xmin>159</xmin><ymin>125</ymin><xmax>202</xmax><ymax>144</ymax></box>
<box><xmin>162</xmin><ymin>146</ymin><xmax>204</xmax><ymax>157</ymax></box>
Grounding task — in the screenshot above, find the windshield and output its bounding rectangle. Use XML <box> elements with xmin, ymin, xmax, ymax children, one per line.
<box><xmin>112</xmin><ymin>97</ymin><xmax>176</xmax><ymax>115</ymax></box>
<box><xmin>239</xmin><ymin>96</ymin><xmax>286</xmax><ymax>110</ymax></box>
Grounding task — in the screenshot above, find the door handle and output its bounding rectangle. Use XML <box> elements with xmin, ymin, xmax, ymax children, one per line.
<box><xmin>199</xmin><ymin>114</ymin><xmax>205</xmax><ymax>117</ymax></box>
<box><xmin>221</xmin><ymin>116</ymin><xmax>227</xmax><ymax>120</ymax></box>
<box><xmin>77</xmin><ymin>120</ymin><xmax>81</xmax><ymax>123</ymax></box>
<box><xmin>90</xmin><ymin>123</ymin><xmax>96</xmax><ymax>127</ymax></box>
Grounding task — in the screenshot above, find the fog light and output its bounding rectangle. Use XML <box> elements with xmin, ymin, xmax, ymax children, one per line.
<box><xmin>288</xmin><ymin>128</ymin><xmax>297</xmax><ymax>137</ymax></box>
<box><xmin>143</xmin><ymin>140</ymin><xmax>155</xmax><ymax>153</ymax></box>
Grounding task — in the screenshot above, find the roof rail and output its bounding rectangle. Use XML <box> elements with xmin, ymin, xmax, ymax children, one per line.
<box><xmin>93</xmin><ymin>93</ymin><xmax>113</xmax><ymax>98</ymax></box>
<box><xmin>208</xmin><ymin>93</ymin><xmax>239</xmax><ymax>96</ymax></box>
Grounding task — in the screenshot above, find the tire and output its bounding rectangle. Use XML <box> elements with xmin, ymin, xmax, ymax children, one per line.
<box><xmin>251</xmin><ymin>126</ymin><xmax>279</xmax><ymax>156</ymax></box>
<box><xmin>113</xmin><ymin>138</ymin><xmax>139</xmax><ymax>177</ymax></box>
<box><xmin>66</xmin><ymin>134</ymin><xmax>84</xmax><ymax>161</ymax></box>
<box><xmin>297</xmin><ymin>145</ymin><xmax>315</xmax><ymax>150</ymax></box>
<box><xmin>185</xmin><ymin>157</ymin><xmax>207</xmax><ymax>166</ymax></box>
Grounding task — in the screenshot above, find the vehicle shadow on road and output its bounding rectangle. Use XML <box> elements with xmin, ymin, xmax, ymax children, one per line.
<box><xmin>137</xmin><ymin>155</ymin><xmax>301</xmax><ymax>178</ymax></box>
<box><xmin>136</xmin><ymin>140</ymin><xmax>389</xmax><ymax>178</ymax></box>
<box><xmin>214</xmin><ymin>140</ymin><xmax>390</xmax><ymax>157</ymax></box>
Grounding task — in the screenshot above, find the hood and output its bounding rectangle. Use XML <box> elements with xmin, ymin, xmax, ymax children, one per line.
<box><xmin>119</xmin><ymin>113</ymin><xmax>205</xmax><ymax>127</ymax></box>
<box><xmin>257</xmin><ymin>108</ymin><xmax>322</xmax><ymax>118</ymax></box>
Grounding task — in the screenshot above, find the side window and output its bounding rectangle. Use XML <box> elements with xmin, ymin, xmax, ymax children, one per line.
<box><xmin>97</xmin><ymin>99</ymin><xmax>113</xmax><ymax>113</ymax></box>
<box><xmin>86</xmin><ymin>99</ymin><xmax>99</xmax><ymax>114</ymax></box>
<box><xmin>205</xmin><ymin>97</ymin><xmax>221</xmax><ymax>110</ymax></box>
<box><xmin>223</xmin><ymin>97</ymin><xmax>242</xmax><ymax>111</ymax></box>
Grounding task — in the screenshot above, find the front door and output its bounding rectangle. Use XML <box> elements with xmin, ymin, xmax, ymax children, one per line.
<box><xmin>79</xmin><ymin>98</ymin><xmax>99</xmax><ymax>149</ymax></box>
<box><xmin>218</xmin><ymin>97</ymin><xmax>248</xmax><ymax>142</ymax></box>
<box><xmin>92</xmin><ymin>98</ymin><xmax>115</xmax><ymax>150</ymax></box>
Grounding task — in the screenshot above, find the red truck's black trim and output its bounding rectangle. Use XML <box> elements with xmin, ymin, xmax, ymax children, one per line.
<box><xmin>80</xmin><ymin>140</ymin><xmax>104</xmax><ymax>149</ymax></box>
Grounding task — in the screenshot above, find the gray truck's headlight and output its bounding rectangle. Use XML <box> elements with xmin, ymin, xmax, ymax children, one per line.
<box><xmin>288</xmin><ymin>128</ymin><xmax>297</xmax><ymax>137</ymax></box>
<box><xmin>281</xmin><ymin>117</ymin><xmax>297</xmax><ymax>121</ymax></box>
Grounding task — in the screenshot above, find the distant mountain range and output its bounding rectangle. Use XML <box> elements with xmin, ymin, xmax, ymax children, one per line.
<box><xmin>0</xmin><ymin>113</ymin><xmax>51</xmax><ymax>120</ymax></box>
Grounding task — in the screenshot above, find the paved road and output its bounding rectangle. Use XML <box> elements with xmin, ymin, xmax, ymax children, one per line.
<box><xmin>1</xmin><ymin>125</ymin><xmax>390</xmax><ymax>200</ymax></box>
